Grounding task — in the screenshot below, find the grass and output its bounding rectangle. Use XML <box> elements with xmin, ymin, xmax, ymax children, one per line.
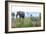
<box><xmin>12</xmin><ymin>18</ymin><xmax>33</xmax><ymax>28</ymax></box>
<box><xmin>11</xmin><ymin>18</ymin><xmax>41</xmax><ymax>28</ymax></box>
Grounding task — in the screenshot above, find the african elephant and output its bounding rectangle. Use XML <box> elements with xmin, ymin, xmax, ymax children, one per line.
<box><xmin>16</xmin><ymin>11</ymin><xmax>25</xmax><ymax>18</ymax></box>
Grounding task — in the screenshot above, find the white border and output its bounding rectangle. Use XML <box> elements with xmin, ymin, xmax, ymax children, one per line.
<box><xmin>8</xmin><ymin>2</ymin><xmax>43</xmax><ymax>32</ymax></box>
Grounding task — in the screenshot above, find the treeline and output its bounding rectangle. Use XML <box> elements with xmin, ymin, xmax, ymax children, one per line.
<box><xmin>30</xmin><ymin>13</ymin><xmax>41</xmax><ymax>21</ymax></box>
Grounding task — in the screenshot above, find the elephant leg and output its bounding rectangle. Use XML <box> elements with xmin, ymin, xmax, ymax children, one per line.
<box><xmin>21</xmin><ymin>18</ymin><xmax>24</xmax><ymax>24</ymax></box>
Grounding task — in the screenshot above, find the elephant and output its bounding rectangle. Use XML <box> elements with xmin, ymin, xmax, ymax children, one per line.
<box><xmin>16</xmin><ymin>11</ymin><xmax>25</xmax><ymax>24</ymax></box>
<box><xmin>16</xmin><ymin>11</ymin><xmax>25</xmax><ymax>18</ymax></box>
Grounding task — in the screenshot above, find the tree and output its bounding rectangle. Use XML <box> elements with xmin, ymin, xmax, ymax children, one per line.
<box><xmin>30</xmin><ymin>14</ymin><xmax>33</xmax><ymax>21</ymax></box>
<box><xmin>11</xmin><ymin>12</ymin><xmax>15</xmax><ymax>20</ymax></box>
<box><xmin>39</xmin><ymin>13</ymin><xmax>41</xmax><ymax>20</ymax></box>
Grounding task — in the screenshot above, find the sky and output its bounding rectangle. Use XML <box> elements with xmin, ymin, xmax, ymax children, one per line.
<box><xmin>11</xmin><ymin>6</ymin><xmax>41</xmax><ymax>18</ymax></box>
<box><xmin>25</xmin><ymin>12</ymin><xmax>40</xmax><ymax>17</ymax></box>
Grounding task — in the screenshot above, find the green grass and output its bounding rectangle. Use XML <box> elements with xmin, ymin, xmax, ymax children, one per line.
<box><xmin>12</xmin><ymin>18</ymin><xmax>33</xmax><ymax>28</ymax></box>
<box><xmin>12</xmin><ymin>18</ymin><xmax>41</xmax><ymax>28</ymax></box>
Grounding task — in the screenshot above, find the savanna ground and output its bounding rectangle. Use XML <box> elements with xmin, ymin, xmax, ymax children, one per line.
<box><xmin>11</xmin><ymin>17</ymin><xmax>41</xmax><ymax>28</ymax></box>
